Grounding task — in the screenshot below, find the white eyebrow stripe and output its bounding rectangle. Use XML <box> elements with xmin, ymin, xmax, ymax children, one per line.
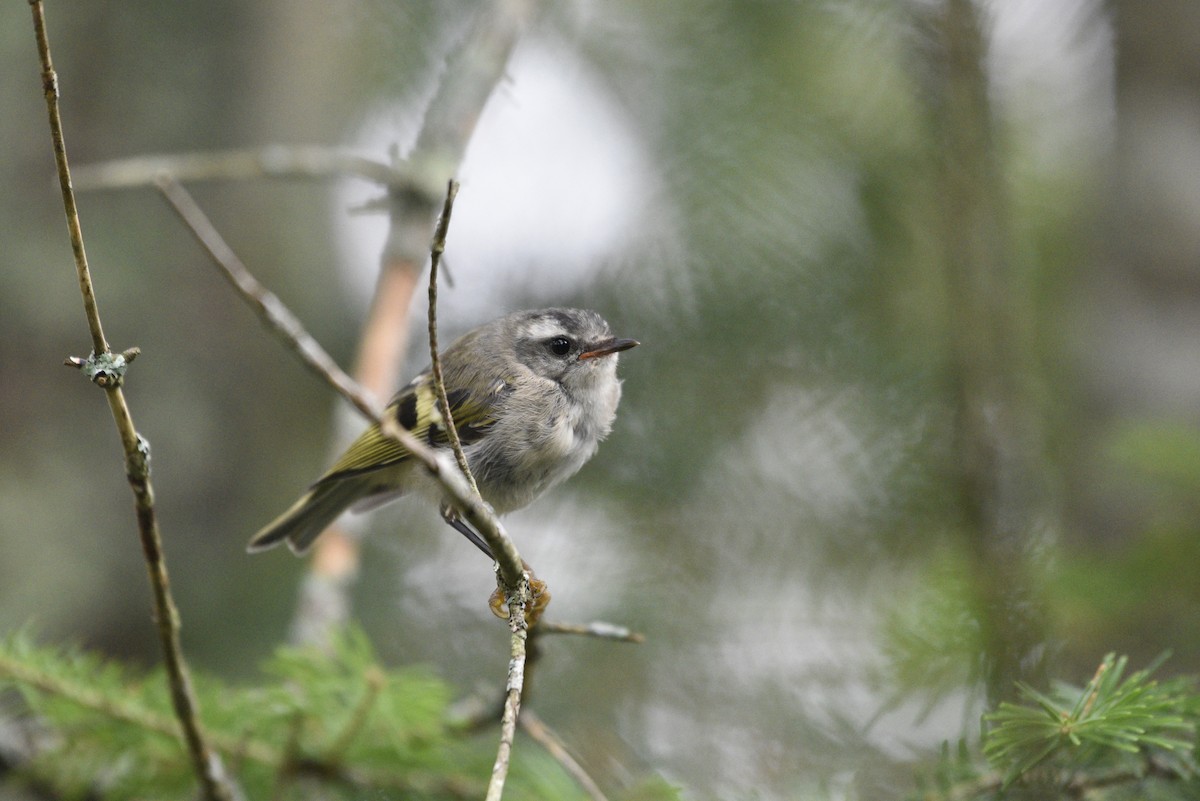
<box><xmin>525</xmin><ymin>319</ymin><xmax>567</xmax><ymax>340</ymax></box>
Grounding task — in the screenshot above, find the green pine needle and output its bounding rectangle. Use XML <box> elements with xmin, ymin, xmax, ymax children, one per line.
<box><xmin>982</xmin><ymin>653</ymin><xmax>1197</xmax><ymax>788</ymax></box>
<box><xmin>0</xmin><ymin>627</ymin><xmax>663</xmax><ymax>801</ymax></box>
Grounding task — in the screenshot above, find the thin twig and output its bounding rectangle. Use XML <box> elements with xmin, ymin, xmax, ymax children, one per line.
<box><xmin>427</xmin><ymin>179</ymin><xmax>480</xmax><ymax>496</ymax></box>
<box><xmin>536</xmin><ymin>621</ymin><xmax>646</xmax><ymax>644</ymax></box>
<box><xmin>28</xmin><ymin>5</ymin><xmax>235</xmax><ymax>801</ymax></box>
<box><xmin>31</xmin><ymin>4</ymin><xmax>105</xmax><ymax>357</ymax></box>
<box><xmin>376</xmin><ymin>416</ymin><xmax>529</xmax><ymax>590</ymax></box>
<box><xmin>154</xmin><ymin>175</ymin><xmax>379</xmax><ymax>420</ymax></box>
<box><xmin>520</xmin><ymin>710</ymin><xmax>609</xmax><ymax>801</ymax></box>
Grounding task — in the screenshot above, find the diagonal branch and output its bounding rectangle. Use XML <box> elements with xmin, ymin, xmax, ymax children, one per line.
<box><xmin>520</xmin><ymin>710</ymin><xmax>608</xmax><ymax>801</ymax></box>
<box><xmin>154</xmin><ymin>173</ymin><xmax>379</xmax><ymax>420</ymax></box>
<box><xmin>28</xmin><ymin>4</ymin><xmax>236</xmax><ymax>801</ymax></box>
<box><xmin>153</xmin><ymin>178</ymin><xmax>529</xmax><ymax>592</ymax></box>
<box><xmin>32</xmin><ymin>4</ymin><xmax>106</xmax><ymax>357</ymax></box>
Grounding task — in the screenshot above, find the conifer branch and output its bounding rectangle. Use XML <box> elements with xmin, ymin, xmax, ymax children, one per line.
<box><xmin>324</xmin><ymin>667</ymin><xmax>386</xmax><ymax>764</ymax></box>
<box><xmin>0</xmin><ymin>640</ymin><xmax>473</xmax><ymax>797</ymax></box>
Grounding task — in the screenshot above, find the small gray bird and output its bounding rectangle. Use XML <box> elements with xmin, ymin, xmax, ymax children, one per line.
<box><xmin>248</xmin><ymin>308</ymin><xmax>638</xmax><ymax>556</ymax></box>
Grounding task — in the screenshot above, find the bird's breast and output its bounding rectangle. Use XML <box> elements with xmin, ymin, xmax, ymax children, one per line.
<box><xmin>466</xmin><ymin>385</ymin><xmax>615</xmax><ymax>513</ymax></box>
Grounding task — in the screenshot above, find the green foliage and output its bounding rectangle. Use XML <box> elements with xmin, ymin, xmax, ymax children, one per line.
<box><xmin>0</xmin><ymin>628</ymin><xmax>675</xmax><ymax>801</ymax></box>
<box><xmin>983</xmin><ymin>654</ymin><xmax>1198</xmax><ymax>788</ymax></box>
<box><xmin>1106</xmin><ymin>421</ymin><xmax>1200</xmax><ymax>498</ymax></box>
<box><xmin>904</xmin><ymin>655</ymin><xmax>1200</xmax><ymax>801</ymax></box>
<box><xmin>877</xmin><ymin>547</ymin><xmax>988</xmax><ymax>713</ymax></box>
<box><xmin>908</xmin><ymin>740</ymin><xmax>989</xmax><ymax>801</ymax></box>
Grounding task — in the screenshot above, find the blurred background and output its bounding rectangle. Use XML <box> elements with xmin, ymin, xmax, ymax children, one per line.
<box><xmin>3</xmin><ymin>1</ymin><xmax>1200</xmax><ymax>798</ymax></box>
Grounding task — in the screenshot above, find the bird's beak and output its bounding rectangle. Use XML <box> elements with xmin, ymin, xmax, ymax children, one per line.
<box><xmin>578</xmin><ymin>337</ymin><xmax>640</xmax><ymax>361</ymax></box>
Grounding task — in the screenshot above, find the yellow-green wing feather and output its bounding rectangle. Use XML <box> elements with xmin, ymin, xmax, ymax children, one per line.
<box><xmin>317</xmin><ymin>374</ymin><xmax>508</xmax><ymax>484</ymax></box>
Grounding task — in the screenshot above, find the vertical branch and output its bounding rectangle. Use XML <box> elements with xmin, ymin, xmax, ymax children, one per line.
<box><xmin>30</xmin><ymin>1</ymin><xmax>106</xmax><ymax>357</ymax></box>
<box><xmin>27</xmin><ymin>4</ymin><xmax>236</xmax><ymax>801</ymax></box>
<box><xmin>426</xmin><ymin>179</ymin><xmax>480</xmax><ymax>496</ymax></box>
<box><xmin>422</xmin><ymin>179</ymin><xmax>530</xmax><ymax>800</ymax></box>
<box><xmin>934</xmin><ymin>0</ymin><xmax>1047</xmax><ymax>700</ymax></box>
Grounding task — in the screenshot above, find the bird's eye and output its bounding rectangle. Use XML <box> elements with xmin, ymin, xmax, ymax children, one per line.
<box><xmin>547</xmin><ymin>337</ymin><xmax>572</xmax><ymax>356</ymax></box>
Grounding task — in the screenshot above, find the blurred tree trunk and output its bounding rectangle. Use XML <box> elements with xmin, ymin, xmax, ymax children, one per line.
<box><xmin>934</xmin><ymin>0</ymin><xmax>1049</xmax><ymax>702</ymax></box>
<box><xmin>1071</xmin><ymin>0</ymin><xmax>1200</xmax><ymax>541</ymax></box>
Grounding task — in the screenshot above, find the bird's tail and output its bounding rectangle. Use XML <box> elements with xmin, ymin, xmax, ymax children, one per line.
<box><xmin>247</xmin><ymin>479</ymin><xmax>366</xmax><ymax>555</ymax></box>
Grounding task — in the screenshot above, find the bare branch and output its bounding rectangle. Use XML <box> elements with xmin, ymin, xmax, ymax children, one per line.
<box><xmin>31</xmin><ymin>1</ymin><xmax>106</xmax><ymax>357</ymax></box>
<box><xmin>72</xmin><ymin>146</ymin><xmax>411</xmax><ymax>192</ymax></box>
<box><xmin>28</xmin><ymin>5</ymin><xmax>235</xmax><ymax>800</ymax></box>
<box><xmin>420</xmin><ymin>178</ymin><xmax>534</xmax><ymax>801</ymax></box>
<box><xmin>535</xmin><ymin>621</ymin><xmax>646</xmax><ymax>644</ymax></box>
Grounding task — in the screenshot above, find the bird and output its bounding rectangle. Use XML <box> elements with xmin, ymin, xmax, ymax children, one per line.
<box><xmin>247</xmin><ymin>307</ymin><xmax>638</xmax><ymax>557</ymax></box>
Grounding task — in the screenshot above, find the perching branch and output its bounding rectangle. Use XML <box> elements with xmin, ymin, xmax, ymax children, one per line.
<box><xmin>487</xmin><ymin>602</ymin><xmax>530</xmax><ymax>801</ymax></box>
<box><xmin>27</xmin><ymin>5</ymin><xmax>235</xmax><ymax>801</ymax></box>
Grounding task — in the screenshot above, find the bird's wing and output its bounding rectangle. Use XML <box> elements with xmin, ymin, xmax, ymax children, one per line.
<box><xmin>315</xmin><ymin>374</ymin><xmax>508</xmax><ymax>485</ymax></box>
